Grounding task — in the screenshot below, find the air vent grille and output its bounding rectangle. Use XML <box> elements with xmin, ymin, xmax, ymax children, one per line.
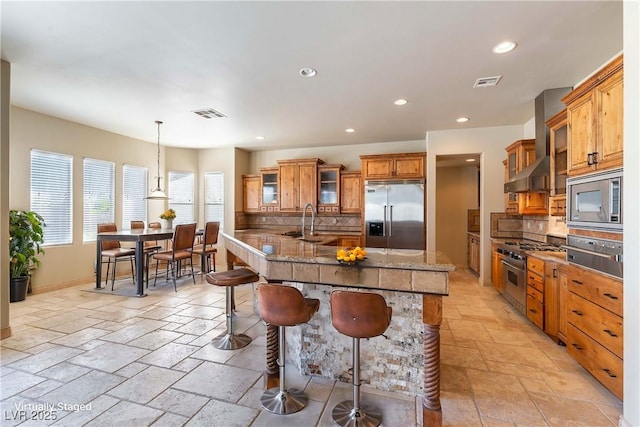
<box><xmin>192</xmin><ymin>108</ymin><xmax>227</xmax><ymax>119</ymax></box>
<box><xmin>473</xmin><ymin>75</ymin><xmax>502</xmax><ymax>88</ymax></box>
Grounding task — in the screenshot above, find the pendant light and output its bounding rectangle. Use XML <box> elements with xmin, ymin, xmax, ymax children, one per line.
<box><xmin>145</xmin><ymin>120</ymin><xmax>168</xmax><ymax>200</ymax></box>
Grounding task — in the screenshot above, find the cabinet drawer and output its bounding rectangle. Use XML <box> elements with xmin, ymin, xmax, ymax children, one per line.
<box><xmin>526</xmin><ymin>295</ymin><xmax>544</xmax><ymax>330</ymax></box>
<box><xmin>527</xmin><ymin>272</ymin><xmax>544</xmax><ymax>293</ymax></box>
<box><xmin>567</xmin><ymin>324</ymin><xmax>622</xmax><ymax>400</ymax></box>
<box><xmin>568</xmin><ymin>265</ymin><xmax>622</xmax><ymax>316</ymax></box>
<box><xmin>527</xmin><ymin>257</ymin><xmax>545</xmax><ymax>276</ymax></box>
<box><xmin>527</xmin><ymin>285</ymin><xmax>543</xmax><ymax>304</ymax></box>
<box><xmin>568</xmin><ymin>292</ymin><xmax>623</xmax><ymax>358</ymax></box>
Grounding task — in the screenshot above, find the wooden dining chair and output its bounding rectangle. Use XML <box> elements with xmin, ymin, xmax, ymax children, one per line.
<box><xmin>190</xmin><ymin>221</ymin><xmax>219</xmax><ymax>277</ymax></box>
<box><xmin>152</xmin><ymin>223</ymin><xmax>197</xmax><ymax>291</ymax></box>
<box><xmin>97</xmin><ymin>223</ymin><xmax>136</xmax><ymax>290</ymax></box>
<box><xmin>131</xmin><ymin>220</ymin><xmax>162</xmax><ymax>288</ymax></box>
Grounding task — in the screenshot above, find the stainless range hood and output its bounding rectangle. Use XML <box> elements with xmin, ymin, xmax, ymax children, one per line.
<box><xmin>504</xmin><ymin>88</ymin><xmax>571</xmax><ymax>193</ymax></box>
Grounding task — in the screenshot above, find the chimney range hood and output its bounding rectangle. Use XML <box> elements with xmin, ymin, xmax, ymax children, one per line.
<box><xmin>504</xmin><ymin>88</ymin><xmax>571</xmax><ymax>193</ymax></box>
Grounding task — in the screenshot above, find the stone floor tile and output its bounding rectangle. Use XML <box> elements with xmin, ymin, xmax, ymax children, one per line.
<box><xmin>8</xmin><ymin>345</ymin><xmax>84</xmax><ymax>374</ymax></box>
<box><xmin>441</xmin><ymin>344</ymin><xmax>488</xmax><ymax>370</ymax></box>
<box><xmin>99</xmin><ymin>318</ymin><xmax>167</xmax><ymax>343</ymax></box>
<box><xmin>440</xmin><ymin>390</ymin><xmax>482</xmax><ymax>426</ymax></box>
<box><xmin>172</xmin><ymin>333</ymin><xmax>200</xmax><ymax>345</ymax></box>
<box><xmin>0</xmin><ymin>347</ymin><xmax>30</xmax><ymax>365</ymax></box>
<box><xmin>541</xmin><ymin>370</ymin><xmax>621</xmax><ymax>405</ymax></box>
<box><xmin>226</xmin><ymin>343</ymin><xmax>268</xmax><ymax>372</ymax></box>
<box><xmin>0</xmin><ymin>328</ymin><xmax>66</xmax><ymax>352</ymax></box>
<box><xmin>114</xmin><ymin>361</ymin><xmax>149</xmax><ymax>378</ymax></box>
<box><xmin>147</xmin><ymin>388</ymin><xmax>209</xmax><ymax>417</ymax></box>
<box><xmin>0</xmin><ymin>370</ymin><xmax>47</xmax><ymax>398</ymax></box>
<box><xmin>138</xmin><ymin>342</ymin><xmax>200</xmax><ymax>368</ymax></box>
<box><xmin>67</xmin><ymin>342</ymin><xmax>149</xmax><ymax>373</ymax></box>
<box><xmin>150</xmin><ymin>412</ymin><xmax>189</xmax><ymax>427</ymax></box>
<box><xmin>185</xmin><ymin>399</ymin><xmax>259</xmax><ymax>427</ymax></box>
<box><xmin>441</xmin><ymin>364</ymin><xmax>473</xmax><ymax>396</ymax></box>
<box><xmin>175</xmin><ymin>304</ymin><xmax>225</xmax><ymax>320</ymax></box>
<box><xmin>50</xmin><ymin>327</ymin><xmax>110</xmax><ymax>347</ymax></box>
<box><xmin>171</xmin><ymin>357</ymin><xmax>204</xmax><ymax>373</ymax></box>
<box><xmin>530</xmin><ymin>392</ymin><xmax>615</xmax><ymax>426</ymax></box>
<box><xmin>126</xmin><ymin>330</ymin><xmax>183</xmax><ymax>350</ymax></box>
<box><xmin>83</xmin><ymin>400</ymin><xmax>164</xmax><ymax>427</ymax></box>
<box><xmin>47</xmin><ymin>317</ymin><xmax>105</xmax><ymax>334</ymax></box>
<box><xmin>475</xmin><ymin>340</ymin><xmax>559</xmax><ymax>371</ymax></box>
<box><xmin>108</xmin><ymin>366</ymin><xmax>185</xmax><ymax>404</ymax></box>
<box><xmin>20</xmin><ymin>379</ymin><xmax>64</xmax><ymax>398</ymax></box>
<box><xmin>172</xmin><ymin>361</ymin><xmax>261</xmax><ymax>403</ymax></box>
<box><xmin>252</xmin><ymin>398</ymin><xmax>324</xmax><ymax>427</ymax></box>
<box><xmin>49</xmin><ymin>394</ymin><xmax>119</xmax><ymax>426</ymax></box>
<box><xmin>174</xmin><ymin>318</ymin><xmax>220</xmax><ymax>336</ymax></box>
<box><xmin>40</xmin><ymin>370</ymin><xmax>124</xmax><ymax>407</ymax></box>
<box><xmin>189</xmin><ymin>342</ymin><xmax>237</xmax><ymax>364</ymax></box>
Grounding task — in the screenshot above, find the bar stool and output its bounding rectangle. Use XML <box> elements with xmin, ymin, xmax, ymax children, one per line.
<box><xmin>330</xmin><ymin>290</ymin><xmax>392</xmax><ymax>427</ymax></box>
<box><xmin>257</xmin><ymin>283</ymin><xmax>320</xmax><ymax>415</ymax></box>
<box><xmin>206</xmin><ymin>268</ymin><xmax>260</xmax><ymax>350</ymax></box>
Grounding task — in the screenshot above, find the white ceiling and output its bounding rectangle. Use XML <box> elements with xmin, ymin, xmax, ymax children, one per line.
<box><xmin>1</xmin><ymin>1</ymin><xmax>622</xmax><ymax>151</ymax></box>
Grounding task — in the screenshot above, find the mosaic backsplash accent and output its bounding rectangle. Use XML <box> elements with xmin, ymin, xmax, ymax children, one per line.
<box><xmin>259</xmin><ymin>283</ymin><xmax>424</xmax><ymax>396</ymax></box>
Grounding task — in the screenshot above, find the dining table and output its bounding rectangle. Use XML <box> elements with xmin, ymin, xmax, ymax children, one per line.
<box><xmin>95</xmin><ymin>227</ymin><xmax>175</xmax><ymax>296</ymax></box>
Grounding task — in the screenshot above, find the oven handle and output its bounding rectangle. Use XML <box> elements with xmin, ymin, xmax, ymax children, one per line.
<box><xmin>567</xmin><ymin>245</ymin><xmax>623</xmax><ymax>263</ymax></box>
<box><xmin>502</xmin><ymin>259</ymin><xmax>524</xmax><ymax>271</ymax></box>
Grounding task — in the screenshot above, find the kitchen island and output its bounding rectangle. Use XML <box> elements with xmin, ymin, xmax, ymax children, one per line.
<box><xmin>220</xmin><ymin>229</ymin><xmax>454</xmax><ymax>426</ymax></box>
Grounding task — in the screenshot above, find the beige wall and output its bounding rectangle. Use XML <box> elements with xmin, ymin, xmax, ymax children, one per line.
<box><xmin>426</xmin><ymin>125</ymin><xmax>524</xmax><ymax>285</ymax></box>
<box><xmin>435</xmin><ymin>165</ymin><xmax>478</xmax><ymax>267</ymax></box>
<box><xmin>249</xmin><ymin>140</ymin><xmax>426</xmax><ymax>172</ymax></box>
<box><xmin>8</xmin><ymin>108</ymin><xmax>195</xmax><ymax>292</ymax></box>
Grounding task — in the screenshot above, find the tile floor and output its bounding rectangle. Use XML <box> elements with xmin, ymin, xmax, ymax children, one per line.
<box><xmin>1</xmin><ymin>268</ymin><xmax>622</xmax><ymax>426</ymax></box>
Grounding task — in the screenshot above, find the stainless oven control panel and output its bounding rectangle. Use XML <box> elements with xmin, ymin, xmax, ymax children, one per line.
<box><xmin>565</xmin><ymin>235</ymin><xmax>623</xmax><ymax>278</ymax></box>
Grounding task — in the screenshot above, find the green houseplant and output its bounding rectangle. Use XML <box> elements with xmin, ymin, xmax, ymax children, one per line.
<box><xmin>9</xmin><ymin>210</ymin><xmax>45</xmax><ymax>302</ymax></box>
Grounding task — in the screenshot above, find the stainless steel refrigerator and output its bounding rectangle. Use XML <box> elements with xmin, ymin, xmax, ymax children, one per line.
<box><xmin>364</xmin><ymin>179</ymin><xmax>425</xmax><ymax>249</ymax></box>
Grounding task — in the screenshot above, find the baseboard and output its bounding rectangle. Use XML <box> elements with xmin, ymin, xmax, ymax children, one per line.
<box><xmin>619</xmin><ymin>415</ymin><xmax>633</xmax><ymax>427</ymax></box>
<box><xmin>0</xmin><ymin>326</ymin><xmax>12</xmax><ymax>340</ymax></box>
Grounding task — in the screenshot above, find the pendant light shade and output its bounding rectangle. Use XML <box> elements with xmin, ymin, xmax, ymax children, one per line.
<box><xmin>145</xmin><ymin>120</ymin><xmax>168</xmax><ymax>200</ymax></box>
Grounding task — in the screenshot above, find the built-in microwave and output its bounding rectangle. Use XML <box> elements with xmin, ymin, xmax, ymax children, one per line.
<box><xmin>567</xmin><ymin>168</ymin><xmax>622</xmax><ymax>231</ymax></box>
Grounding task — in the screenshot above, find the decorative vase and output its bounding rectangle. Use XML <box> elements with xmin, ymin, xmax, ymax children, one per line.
<box><xmin>163</xmin><ymin>219</ymin><xmax>173</xmax><ymax>229</ymax></box>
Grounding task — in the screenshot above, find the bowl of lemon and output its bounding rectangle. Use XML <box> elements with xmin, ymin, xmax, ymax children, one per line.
<box><xmin>336</xmin><ymin>247</ymin><xmax>367</xmax><ymax>265</ymax></box>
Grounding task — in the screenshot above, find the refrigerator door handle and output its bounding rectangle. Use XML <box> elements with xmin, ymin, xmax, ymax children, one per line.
<box><xmin>383</xmin><ymin>204</ymin><xmax>387</xmax><ymax>237</ymax></box>
<box><xmin>388</xmin><ymin>205</ymin><xmax>393</xmax><ymax>236</ymax></box>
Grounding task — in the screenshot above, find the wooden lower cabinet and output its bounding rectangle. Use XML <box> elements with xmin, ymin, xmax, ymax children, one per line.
<box><xmin>556</xmin><ymin>264</ymin><xmax>568</xmax><ymax>344</ymax></box>
<box><xmin>467</xmin><ymin>234</ymin><xmax>480</xmax><ymax>274</ymax></box>
<box><xmin>491</xmin><ymin>245</ymin><xmax>505</xmax><ymax>294</ymax></box>
<box><xmin>526</xmin><ymin>257</ymin><xmax>545</xmax><ymax>330</ymax></box>
<box><xmin>338</xmin><ymin>236</ymin><xmax>362</xmax><ymax>248</ymax></box>
<box><xmin>566</xmin><ymin>264</ymin><xmax>623</xmax><ymax>399</ymax></box>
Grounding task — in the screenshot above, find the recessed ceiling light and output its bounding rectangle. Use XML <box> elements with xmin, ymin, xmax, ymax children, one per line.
<box><xmin>299</xmin><ymin>67</ymin><xmax>317</xmax><ymax>77</ymax></box>
<box><xmin>256</xmin><ymin>136</ymin><xmax>265</xmax><ymax>140</ymax></box>
<box><xmin>456</xmin><ymin>117</ymin><xmax>470</xmax><ymax>123</ymax></box>
<box><xmin>345</xmin><ymin>128</ymin><xmax>355</xmax><ymax>133</ymax></box>
<box><xmin>466</xmin><ymin>158</ymin><xmax>476</xmax><ymax>162</ymax></box>
<box><xmin>492</xmin><ymin>41</ymin><xmax>517</xmax><ymax>54</ymax></box>
<box><xmin>394</xmin><ymin>99</ymin><xmax>408</xmax><ymax>106</ymax></box>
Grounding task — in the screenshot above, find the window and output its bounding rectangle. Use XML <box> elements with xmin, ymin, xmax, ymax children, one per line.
<box><xmin>204</xmin><ymin>172</ymin><xmax>224</xmax><ymax>230</ymax></box>
<box><xmin>122</xmin><ymin>165</ymin><xmax>148</xmax><ymax>228</ymax></box>
<box><xmin>83</xmin><ymin>158</ymin><xmax>115</xmax><ymax>242</ymax></box>
<box><xmin>30</xmin><ymin>149</ymin><xmax>73</xmax><ymax>246</ymax></box>
<box><xmin>168</xmin><ymin>171</ymin><xmax>194</xmax><ymax>225</ymax></box>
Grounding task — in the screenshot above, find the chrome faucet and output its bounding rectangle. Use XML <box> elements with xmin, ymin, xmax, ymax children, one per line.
<box><xmin>301</xmin><ymin>203</ymin><xmax>316</xmax><ymax>239</ymax></box>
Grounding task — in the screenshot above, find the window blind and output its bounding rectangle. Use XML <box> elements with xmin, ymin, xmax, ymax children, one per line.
<box><xmin>83</xmin><ymin>158</ymin><xmax>115</xmax><ymax>242</ymax></box>
<box><xmin>30</xmin><ymin>149</ymin><xmax>73</xmax><ymax>246</ymax></box>
<box><xmin>168</xmin><ymin>171</ymin><xmax>194</xmax><ymax>225</ymax></box>
<box><xmin>204</xmin><ymin>172</ymin><xmax>224</xmax><ymax>230</ymax></box>
<box><xmin>122</xmin><ymin>164</ymin><xmax>148</xmax><ymax>228</ymax></box>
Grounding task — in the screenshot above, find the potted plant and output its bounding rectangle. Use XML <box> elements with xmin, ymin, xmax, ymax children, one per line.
<box><xmin>9</xmin><ymin>210</ymin><xmax>45</xmax><ymax>302</ymax></box>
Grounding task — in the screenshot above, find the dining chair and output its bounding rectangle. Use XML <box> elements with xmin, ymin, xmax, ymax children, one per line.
<box><xmin>190</xmin><ymin>221</ymin><xmax>219</xmax><ymax>277</ymax></box>
<box><xmin>97</xmin><ymin>223</ymin><xmax>136</xmax><ymax>291</ymax></box>
<box><xmin>152</xmin><ymin>223</ymin><xmax>197</xmax><ymax>291</ymax></box>
<box><xmin>131</xmin><ymin>220</ymin><xmax>162</xmax><ymax>288</ymax></box>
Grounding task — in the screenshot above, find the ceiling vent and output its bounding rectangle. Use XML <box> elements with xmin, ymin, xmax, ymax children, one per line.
<box><xmin>473</xmin><ymin>75</ymin><xmax>502</xmax><ymax>88</ymax></box>
<box><xmin>192</xmin><ymin>108</ymin><xmax>227</xmax><ymax>119</ymax></box>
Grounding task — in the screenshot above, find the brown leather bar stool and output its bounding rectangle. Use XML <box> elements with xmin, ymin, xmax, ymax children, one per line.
<box><xmin>206</xmin><ymin>268</ymin><xmax>260</xmax><ymax>350</ymax></box>
<box><xmin>257</xmin><ymin>283</ymin><xmax>320</xmax><ymax>415</ymax></box>
<box><xmin>330</xmin><ymin>290</ymin><xmax>392</xmax><ymax>427</ymax></box>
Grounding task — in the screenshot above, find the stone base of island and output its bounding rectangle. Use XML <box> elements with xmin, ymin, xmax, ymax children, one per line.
<box><xmin>220</xmin><ymin>229</ymin><xmax>455</xmax><ymax>426</ymax></box>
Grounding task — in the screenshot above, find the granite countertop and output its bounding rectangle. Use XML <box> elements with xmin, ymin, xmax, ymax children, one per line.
<box><xmin>468</xmin><ymin>232</ymin><xmax>480</xmax><ymax>238</ymax></box>
<box><xmin>227</xmin><ymin>229</ymin><xmax>455</xmax><ymax>272</ymax></box>
<box><xmin>526</xmin><ymin>250</ymin><xmax>568</xmax><ymax>264</ymax></box>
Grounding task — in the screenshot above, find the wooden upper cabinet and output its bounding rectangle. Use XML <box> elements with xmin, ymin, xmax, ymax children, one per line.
<box><xmin>504</xmin><ymin>139</ymin><xmax>537</xmax><ymax>214</ymax></box>
<box><xmin>505</xmin><ymin>139</ymin><xmax>536</xmax><ymax>176</ymax></box>
<box><xmin>260</xmin><ymin>167</ymin><xmax>279</xmax><ymax>212</ymax></box>
<box><xmin>340</xmin><ymin>171</ymin><xmax>362</xmax><ymax>214</ymax></box>
<box><xmin>318</xmin><ymin>164</ymin><xmax>344</xmax><ymax>214</ymax></box>
<box><xmin>360</xmin><ymin>152</ymin><xmax>425</xmax><ymax>180</ymax></box>
<box><xmin>548</xmin><ymin>109</ymin><xmax>568</xmax><ymax>216</ymax></box>
<box><xmin>278</xmin><ymin>158</ymin><xmax>322</xmax><ymax>212</ymax></box>
<box><xmin>564</xmin><ymin>55</ymin><xmax>623</xmax><ymax>176</ymax></box>
<box><xmin>242</xmin><ymin>174</ymin><xmax>261</xmax><ymax>213</ymax></box>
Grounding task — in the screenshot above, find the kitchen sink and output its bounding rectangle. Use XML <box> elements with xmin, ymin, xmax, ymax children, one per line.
<box><xmin>281</xmin><ymin>231</ymin><xmax>302</xmax><ymax>238</ymax></box>
<box><xmin>297</xmin><ymin>237</ymin><xmax>324</xmax><ymax>243</ymax></box>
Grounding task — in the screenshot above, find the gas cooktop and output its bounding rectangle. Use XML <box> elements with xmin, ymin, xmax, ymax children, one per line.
<box><xmin>500</xmin><ymin>241</ymin><xmax>565</xmax><ymax>252</ymax></box>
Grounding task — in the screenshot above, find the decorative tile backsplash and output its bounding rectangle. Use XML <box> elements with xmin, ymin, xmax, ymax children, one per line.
<box><xmin>236</xmin><ymin>212</ymin><xmax>361</xmax><ymax>234</ymax></box>
<box><xmin>491</xmin><ymin>212</ymin><xmax>567</xmax><ymax>243</ymax></box>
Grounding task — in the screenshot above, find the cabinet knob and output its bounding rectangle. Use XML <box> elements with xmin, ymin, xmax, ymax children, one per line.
<box><xmin>572</xmin><ymin>279</ymin><xmax>583</xmax><ymax>285</ymax></box>
<box><xmin>602</xmin><ymin>368</ymin><xmax>617</xmax><ymax>378</ymax></box>
<box><xmin>603</xmin><ymin>292</ymin><xmax>619</xmax><ymax>300</ymax></box>
<box><xmin>571</xmin><ymin>343</ymin><xmax>583</xmax><ymax>351</ymax></box>
<box><xmin>571</xmin><ymin>310</ymin><xmax>583</xmax><ymax>316</ymax></box>
<box><xmin>603</xmin><ymin>329</ymin><xmax>618</xmax><ymax>338</ymax></box>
